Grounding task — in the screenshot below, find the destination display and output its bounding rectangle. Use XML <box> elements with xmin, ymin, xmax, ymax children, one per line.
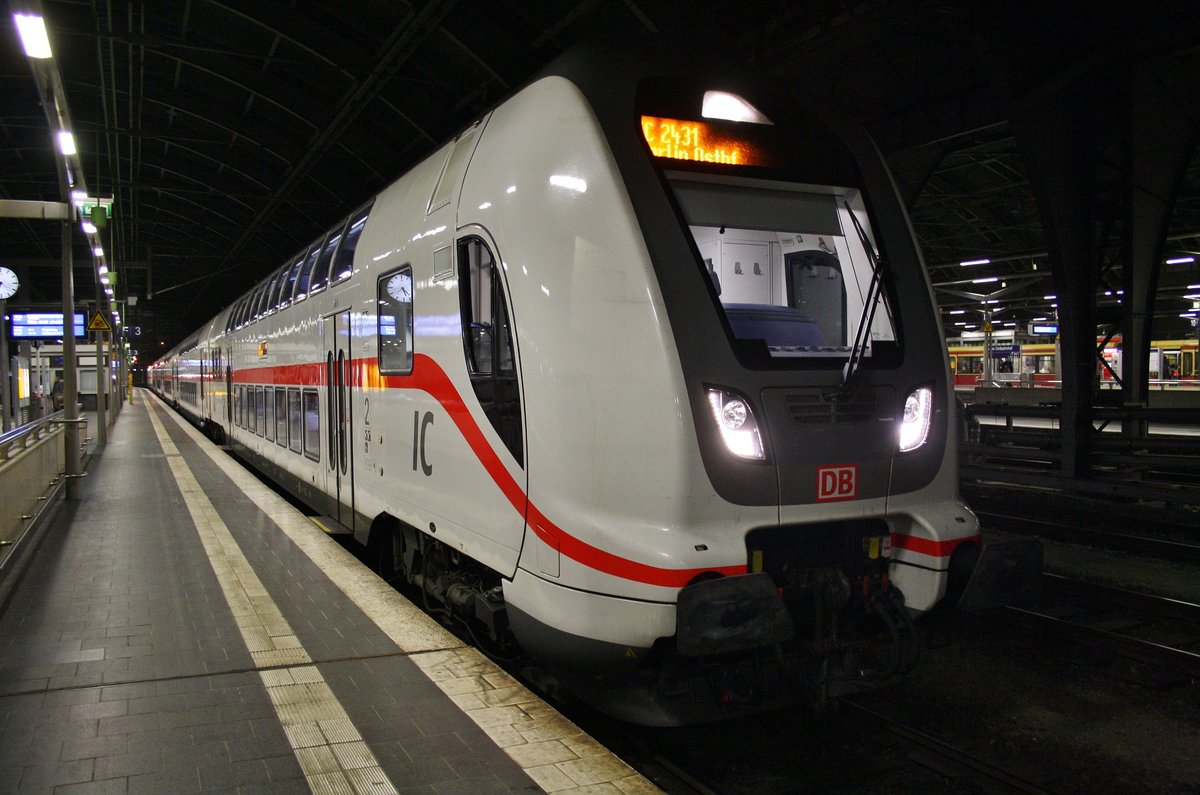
<box><xmin>640</xmin><ymin>116</ymin><xmax>770</xmax><ymax>167</ymax></box>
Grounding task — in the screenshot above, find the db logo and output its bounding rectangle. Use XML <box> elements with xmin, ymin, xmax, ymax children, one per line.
<box><xmin>816</xmin><ymin>464</ymin><xmax>858</xmax><ymax>502</ymax></box>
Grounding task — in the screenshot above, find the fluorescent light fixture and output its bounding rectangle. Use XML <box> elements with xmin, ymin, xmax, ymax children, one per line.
<box><xmin>71</xmin><ymin>190</ymin><xmax>88</xmax><ymax>203</ymax></box>
<box><xmin>1043</xmin><ymin>294</ymin><xmax>1057</xmax><ymax>300</ymax></box>
<box><xmin>1188</xmin><ymin>284</ymin><xmax>1200</xmax><ymax>290</ymax></box>
<box><xmin>81</xmin><ymin>221</ymin><xmax>97</xmax><ymax>234</ymax></box>
<box><xmin>1180</xmin><ymin>313</ymin><xmax>1197</xmax><ymax>319</ymax></box>
<box><xmin>1033</xmin><ymin>316</ymin><xmax>1047</xmax><ymax>321</ymax></box>
<box><xmin>100</xmin><ymin>274</ymin><xmax>110</xmax><ymax>285</ymax></box>
<box><xmin>1166</xmin><ymin>256</ymin><xmax>1195</xmax><ymax>265</ymax></box>
<box><xmin>948</xmin><ymin>309</ymin><xmax>966</xmax><ymax>315</ymax></box>
<box><xmin>57</xmin><ymin>130</ymin><xmax>76</xmax><ymax>155</ymax></box>
<box><xmin>971</xmin><ymin>276</ymin><xmax>999</xmax><ymax>284</ymax></box>
<box><xmin>15</xmin><ymin>14</ymin><xmax>52</xmax><ymax>58</ymax></box>
<box><xmin>1182</xmin><ymin>293</ymin><xmax>1200</xmax><ymax>300</ymax></box>
<box><xmin>959</xmin><ymin>258</ymin><xmax>990</xmax><ymax>266</ymax></box>
<box><xmin>98</xmin><ymin>264</ymin><xmax>108</xmax><ymax>275</ymax></box>
<box><xmin>702</xmin><ymin>91</ymin><xmax>773</xmax><ymax>124</ymax></box>
<box><xmin>93</xmin><ymin>246</ymin><xmax>103</xmax><ymax>257</ymax></box>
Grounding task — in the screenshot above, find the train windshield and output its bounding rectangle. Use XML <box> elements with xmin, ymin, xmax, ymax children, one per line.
<box><xmin>665</xmin><ymin>172</ymin><xmax>896</xmax><ymax>361</ymax></box>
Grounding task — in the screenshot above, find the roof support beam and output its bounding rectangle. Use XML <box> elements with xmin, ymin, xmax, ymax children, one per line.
<box><xmin>0</xmin><ymin>199</ymin><xmax>71</xmax><ymax>220</ymax></box>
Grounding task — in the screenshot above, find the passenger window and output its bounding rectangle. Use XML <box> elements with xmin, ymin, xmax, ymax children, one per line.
<box><xmin>288</xmin><ymin>388</ymin><xmax>302</xmax><ymax>453</ymax></box>
<box><xmin>330</xmin><ymin>202</ymin><xmax>373</xmax><ymax>284</ymax></box>
<box><xmin>249</xmin><ymin>284</ymin><xmax>268</xmax><ymax>323</ymax></box>
<box><xmin>377</xmin><ymin>265</ymin><xmax>414</xmax><ymax>374</ymax></box>
<box><xmin>278</xmin><ymin>255</ymin><xmax>302</xmax><ymax>309</ymax></box>
<box><xmin>308</xmin><ymin>226</ymin><xmax>344</xmax><ymax>296</ymax></box>
<box><xmin>264</xmin><ymin>386</ymin><xmax>275</xmax><ymax>442</ymax></box>
<box><xmin>458</xmin><ymin>236</ymin><xmax>521</xmax><ymax>464</ymax></box>
<box><xmin>294</xmin><ymin>241</ymin><xmax>323</xmax><ymax>302</ymax></box>
<box><xmin>256</xmin><ymin>386</ymin><xmax>266</xmax><ymax>435</ymax></box>
<box><xmin>265</xmin><ymin>267</ymin><xmax>288</xmax><ymax>313</ymax></box>
<box><xmin>275</xmin><ymin>389</ymin><xmax>288</xmax><ymax>446</ymax></box>
<box><xmin>303</xmin><ymin>389</ymin><xmax>321</xmax><ymax>461</ymax></box>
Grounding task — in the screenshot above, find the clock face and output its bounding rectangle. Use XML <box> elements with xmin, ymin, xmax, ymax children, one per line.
<box><xmin>0</xmin><ymin>267</ymin><xmax>18</xmax><ymax>300</ymax></box>
<box><xmin>386</xmin><ymin>272</ymin><xmax>412</xmax><ymax>303</ymax></box>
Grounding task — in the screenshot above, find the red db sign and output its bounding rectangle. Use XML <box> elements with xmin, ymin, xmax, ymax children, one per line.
<box><xmin>816</xmin><ymin>464</ymin><xmax>858</xmax><ymax>502</ymax></box>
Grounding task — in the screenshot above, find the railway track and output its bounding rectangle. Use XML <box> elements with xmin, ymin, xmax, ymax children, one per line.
<box><xmin>997</xmin><ymin>573</ymin><xmax>1200</xmax><ymax>681</ymax></box>
<box><xmin>839</xmin><ymin>700</ymin><xmax>1057</xmax><ymax>795</ymax></box>
<box><xmin>976</xmin><ymin>508</ymin><xmax>1200</xmax><ymax>564</ymax></box>
<box><xmin>566</xmin><ymin>691</ymin><xmax>1064</xmax><ymax>794</ymax></box>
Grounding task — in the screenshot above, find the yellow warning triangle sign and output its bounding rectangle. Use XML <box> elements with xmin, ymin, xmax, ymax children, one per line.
<box><xmin>87</xmin><ymin>311</ymin><xmax>113</xmax><ymax>332</ymax></box>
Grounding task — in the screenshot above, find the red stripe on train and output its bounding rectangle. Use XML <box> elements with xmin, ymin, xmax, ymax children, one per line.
<box><xmin>229</xmin><ymin>356</ymin><xmax>971</xmax><ymax>581</ymax></box>
<box><xmin>890</xmin><ymin>532</ymin><xmax>979</xmax><ymax>558</ymax></box>
<box><xmin>234</xmin><ymin>354</ymin><xmax>746</xmax><ymax>588</ymax></box>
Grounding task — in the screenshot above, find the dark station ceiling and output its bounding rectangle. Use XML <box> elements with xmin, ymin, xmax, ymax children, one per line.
<box><xmin>2</xmin><ymin>1</ymin><xmax>1199</xmax><ymax>354</ymax></box>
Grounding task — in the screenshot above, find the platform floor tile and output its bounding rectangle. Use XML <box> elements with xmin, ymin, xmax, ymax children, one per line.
<box><xmin>0</xmin><ymin>391</ymin><xmax>655</xmax><ymax>793</ymax></box>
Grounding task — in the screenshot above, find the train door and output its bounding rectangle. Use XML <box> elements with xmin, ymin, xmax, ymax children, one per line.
<box><xmin>323</xmin><ymin>310</ymin><xmax>354</xmax><ymax>530</ymax></box>
<box><xmin>224</xmin><ymin>350</ymin><xmax>233</xmax><ymax>433</ymax></box>
<box><xmin>454</xmin><ymin>231</ymin><xmax>527</xmax><ymax>564</ymax></box>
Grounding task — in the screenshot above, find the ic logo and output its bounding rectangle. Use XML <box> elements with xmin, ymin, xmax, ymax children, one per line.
<box><xmin>816</xmin><ymin>464</ymin><xmax>858</xmax><ymax>502</ymax></box>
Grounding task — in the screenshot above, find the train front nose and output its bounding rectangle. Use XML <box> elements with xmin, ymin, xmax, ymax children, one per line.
<box><xmin>761</xmin><ymin>384</ymin><xmax>900</xmax><ymax>506</ymax></box>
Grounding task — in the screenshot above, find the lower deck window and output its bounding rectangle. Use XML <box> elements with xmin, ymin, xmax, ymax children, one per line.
<box><xmin>255</xmin><ymin>386</ymin><xmax>266</xmax><ymax>436</ymax></box>
<box><xmin>265</xmin><ymin>386</ymin><xmax>275</xmax><ymax>442</ymax></box>
<box><xmin>288</xmin><ymin>389</ymin><xmax>302</xmax><ymax>453</ymax></box>
<box><xmin>303</xmin><ymin>389</ymin><xmax>320</xmax><ymax>461</ymax></box>
<box><xmin>275</xmin><ymin>389</ymin><xmax>288</xmax><ymax>446</ymax></box>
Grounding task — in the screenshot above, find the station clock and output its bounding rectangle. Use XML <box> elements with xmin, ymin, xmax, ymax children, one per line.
<box><xmin>0</xmin><ymin>267</ymin><xmax>19</xmax><ymax>299</ymax></box>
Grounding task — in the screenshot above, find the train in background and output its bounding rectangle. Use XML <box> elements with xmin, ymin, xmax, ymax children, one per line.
<box><xmin>948</xmin><ymin>334</ymin><xmax>1199</xmax><ymax>388</ymax></box>
<box><xmin>149</xmin><ymin>45</ymin><xmax>1025</xmax><ymax>725</ymax></box>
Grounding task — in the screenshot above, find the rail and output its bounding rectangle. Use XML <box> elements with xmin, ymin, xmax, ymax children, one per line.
<box><xmin>0</xmin><ymin>409</ymin><xmax>65</xmax><ymax>460</ymax></box>
<box><xmin>998</xmin><ymin>574</ymin><xmax>1200</xmax><ymax>681</ymax></box>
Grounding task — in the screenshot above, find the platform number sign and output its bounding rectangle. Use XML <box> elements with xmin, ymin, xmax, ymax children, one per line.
<box><xmin>816</xmin><ymin>464</ymin><xmax>858</xmax><ymax>502</ymax></box>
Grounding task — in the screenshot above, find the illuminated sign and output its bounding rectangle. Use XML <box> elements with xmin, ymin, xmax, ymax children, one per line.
<box><xmin>641</xmin><ymin>116</ymin><xmax>768</xmax><ymax>167</ymax></box>
<box><xmin>11</xmin><ymin>312</ymin><xmax>86</xmax><ymax>338</ymax></box>
<box><xmin>1029</xmin><ymin>323</ymin><xmax>1058</xmax><ymax>336</ymax></box>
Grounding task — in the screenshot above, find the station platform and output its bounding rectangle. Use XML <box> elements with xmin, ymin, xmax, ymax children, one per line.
<box><xmin>0</xmin><ymin>390</ymin><xmax>655</xmax><ymax>794</ymax></box>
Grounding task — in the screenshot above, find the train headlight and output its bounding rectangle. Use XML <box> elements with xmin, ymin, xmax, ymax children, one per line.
<box><xmin>707</xmin><ymin>388</ymin><xmax>765</xmax><ymax>460</ymax></box>
<box><xmin>898</xmin><ymin>385</ymin><xmax>933</xmax><ymax>452</ymax></box>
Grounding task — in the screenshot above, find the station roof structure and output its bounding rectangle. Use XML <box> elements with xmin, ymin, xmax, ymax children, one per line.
<box><xmin>1</xmin><ymin>0</ymin><xmax>1198</xmax><ymax>352</ymax></box>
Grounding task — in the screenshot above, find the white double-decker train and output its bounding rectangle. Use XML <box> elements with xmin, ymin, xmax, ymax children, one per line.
<box><xmin>151</xmin><ymin>45</ymin><xmax>998</xmax><ymax>724</ymax></box>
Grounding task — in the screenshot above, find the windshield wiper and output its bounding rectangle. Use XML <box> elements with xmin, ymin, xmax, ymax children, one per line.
<box><xmin>841</xmin><ymin>202</ymin><xmax>886</xmax><ymax>390</ymax></box>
